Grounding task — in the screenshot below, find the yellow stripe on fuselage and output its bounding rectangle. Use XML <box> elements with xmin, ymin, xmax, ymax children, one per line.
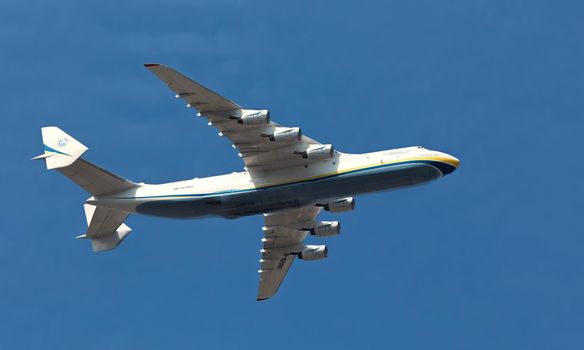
<box><xmin>252</xmin><ymin>155</ymin><xmax>458</xmax><ymax>190</ymax></box>
<box><xmin>136</xmin><ymin>156</ymin><xmax>456</xmax><ymax>201</ymax></box>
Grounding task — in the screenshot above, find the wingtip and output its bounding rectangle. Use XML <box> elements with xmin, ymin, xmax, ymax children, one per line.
<box><xmin>257</xmin><ymin>297</ymin><xmax>269</xmax><ymax>302</ymax></box>
<box><xmin>144</xmin><ymin>63</ymin><xmax>161</xmax><ymax>67</ymax></box>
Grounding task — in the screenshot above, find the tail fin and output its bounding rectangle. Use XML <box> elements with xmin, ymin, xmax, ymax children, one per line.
<box><xmin>33</xmin><ymin>126</ymin><xmax>88</xmax><ymax>169</ymax></box>
<box><xmin>33</xmin><ymin>126</ymin><xmax>138</xmax><ymax>195</ymax></box>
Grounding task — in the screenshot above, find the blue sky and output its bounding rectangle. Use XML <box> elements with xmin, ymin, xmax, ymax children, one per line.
<box><xmin>2</xmin><ymin>0</ymin><xmax>583</xmax><ymax>348</ymax></box>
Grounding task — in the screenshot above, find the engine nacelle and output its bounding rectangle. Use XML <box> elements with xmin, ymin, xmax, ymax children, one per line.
<box><xmin>322</xmin><ymin>197</ymin><xmax>355</xmax><ymax>213</ymax></box>
<box><xmin>302</xmin><ymin>144</ymin><xmax>334</xmax><ymax>160</ymax></box>
<box><xmin>269</xmin><ymin>127</ymin><xmax>302</xmax><ymax>143</ymax></box>
<box><xmin>238</xmin><ymin>109</ymin><xmax>270</xmax><ymax>125</ymax></box>
<box><xmin>311</xmin><ymin>221</ymin><xmax>340</xmax><ymax>237</ymax></box>
<box><xmin>298</xmin><ymin>245</ymin><xmax>328</xmax><ymax>261</ymax></box>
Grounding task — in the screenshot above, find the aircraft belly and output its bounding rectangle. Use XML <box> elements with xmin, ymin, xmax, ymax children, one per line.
<box><xmin>135</xmin><ymin>197</ymin><xmax>221</xmax><ymax>218</ymax></box>
<box><xmin>297</xmin><ymin>162</ymin><xmax>441</xmax><ymax>200</ymax></box>
<box><xmin>134</xmin><ymin>163</ymin><xmax>440</xmax><ymax>219</ymax></box>
<box><xmin>330</xmin><ymin>162</ymin><xmax>441</xmax><ymax>194</ymax></box>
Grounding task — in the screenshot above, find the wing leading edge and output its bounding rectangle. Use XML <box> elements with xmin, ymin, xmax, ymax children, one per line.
<box><xmin>145</xmin><ymin>63</ymin><xmax>241</xmax><ymax>113</ymax></box>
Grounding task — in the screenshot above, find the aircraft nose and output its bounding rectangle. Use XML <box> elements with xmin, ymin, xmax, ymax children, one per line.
<box><xmin>449</xmin><ymin>155</ymin><xmax>460</xmax><ymax>168</ymax></box>
<box><xmin>439</xmin><ymin>153</ymin><xmax>460</xmax><ymax>175</ymax></box>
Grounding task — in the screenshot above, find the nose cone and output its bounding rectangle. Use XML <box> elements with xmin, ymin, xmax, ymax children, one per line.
<box><xmin>439</xmin><ymin>153</ymin><xmax>460</xmax><ymax>175</ymax></box>
<box><xmin>449</xmin><ymin>155</ymin><xmax>460</xmax><ymax>168</ymax></box>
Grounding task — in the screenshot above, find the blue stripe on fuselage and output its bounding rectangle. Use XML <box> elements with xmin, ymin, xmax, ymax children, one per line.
<box><xmin>118</xmin><ymin>159</ymin><xmax>455</xmax><ymax>201</ymax></box>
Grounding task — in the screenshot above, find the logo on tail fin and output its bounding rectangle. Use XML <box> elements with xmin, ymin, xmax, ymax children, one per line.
<box><xmin>57</xmin><ymin>137</ymin><xmax>69</xmax><ymax>148</ymax></box>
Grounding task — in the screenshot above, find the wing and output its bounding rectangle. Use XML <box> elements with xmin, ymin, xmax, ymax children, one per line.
<box><xmin>257</xmin><ymin>206</ymin><xmax>322</xmax><ymax>301</ymax></box>
<box><xmin>144</xmin><ymin>63</ymin><xmax>241</xmax><ymax>113</ymax></box>
<box><xmin>145</xmin><ymin>64</ymin><xmax>328</xmax><ymax>172</ymax></box>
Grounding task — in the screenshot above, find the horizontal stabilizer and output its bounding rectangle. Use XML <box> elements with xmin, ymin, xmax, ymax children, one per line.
<box><xmin>87</xmin><ymin>223</ymin><xmax>132</xmax><ymax>252</ymax></box>
<box><xmin>81</xmin><ymin>204</ymin><xmax>132</xmax><ymax>252</ymax></box>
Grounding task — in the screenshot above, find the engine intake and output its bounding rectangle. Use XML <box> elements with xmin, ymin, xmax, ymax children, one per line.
<box><xmin>268</xmin><ymin>127</ymin><xmax>302</xmax><ymax>143</ymax></box>
<box><xmin>302</xmin><ymin>144</ymin><xmax>334</xmax><ymax>160</ymax></box>
<box><xmin>322</xmin><ymin>197</ymin><xmax>355</xmax><ymax>213</ymax></box>
<box><xmin>238</xmin><ymin>109</ymin><xmax>270</xmax><ymax>125</ymax></box>
<box><xmin>298</xmin><ymin>245</ymin><xmax>328</xmax><ymax>261</ymax></box>
<box><xmin>310</xmin><ymin>221</ymin><xmax>340</xmax><ymax>237</ymax></box>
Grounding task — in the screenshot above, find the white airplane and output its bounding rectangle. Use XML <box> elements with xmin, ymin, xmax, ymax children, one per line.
<box><xmin>34</xmin><ymin>64</ymin><xmax>460</xmax><ymax>301</ymax></box>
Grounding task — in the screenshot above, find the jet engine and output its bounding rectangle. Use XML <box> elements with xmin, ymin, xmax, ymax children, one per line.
<box><xmin>238</xmin><ymin>109</ymin><xmax>270</xmax><ymax>125</ymax></box>
<box><xmin>310</xmin><ymin>221</ymin><xmax>340</xmax><ymax>237</ymax></box>
<box><xmin>301</xmin><ymin>144</ymin><xmax>334</xmax><ymax>160</ymax></box>
<box><xmin>268</xmin><ymin>127</ymin><xmax>302</xmax><ymax>143</ymax></box>
<box><xmin>298</xmin><ymin>245</ymin><xmax>328</xmax><ymax>261</ymax></box>
<box><xmin>321</xmin><ymin>197</ymin><xmax>355</xmax><ymax>212</ymax></box>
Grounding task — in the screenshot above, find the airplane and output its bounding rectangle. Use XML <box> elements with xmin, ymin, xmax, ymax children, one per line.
<box><xmin>34</xmin><ymin>64</ymin><xmax>460</xmax><ymax>301</ymax></box>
